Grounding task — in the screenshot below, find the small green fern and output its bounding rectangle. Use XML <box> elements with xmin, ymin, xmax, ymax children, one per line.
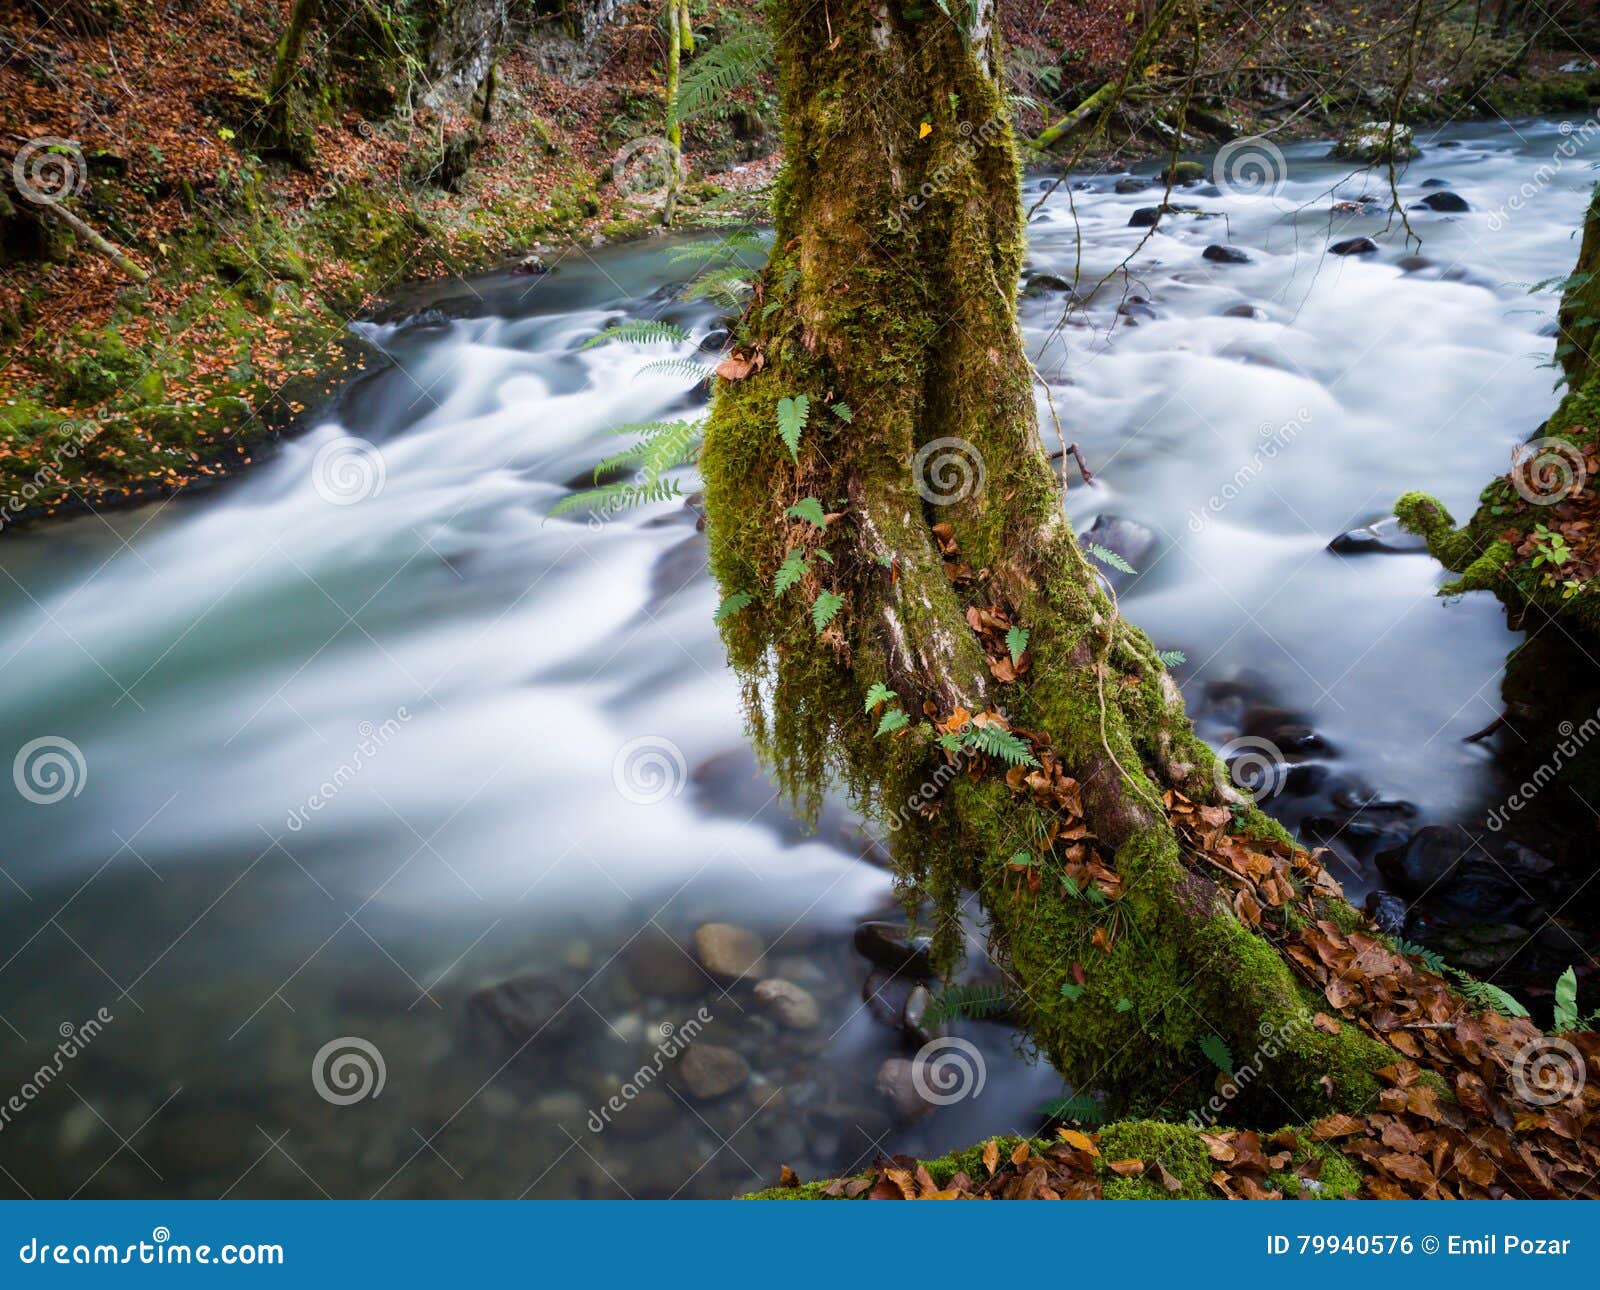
<box><xmin>811</xmin><ymin>590</ymin><xmax>844</xmax><ymax>633</ymax></box>
<box><xmin>1038</xmin><ymin>1093</ymin><xmax>1106</xmax><ymax>1125</ymax></box>
<box><xmin>550</xmin><ymin>477</ymin><xmax>682</xmax><ymax>517</ymax></box>
<box><xmin>785</xmin><ymin>497</ymin><xmax>828</xmax><ymax>528</ymax></box>
<box><xmin>713</xmin><ymin>591</ymin><xmax>754</xmax><ymax>625</ymax></box>
<box><xmin>922</xmin><ymin>982</ymin><xmax>1013</xmax><ymax>1027</ymax></box>
<box><xmin>965</xmin><ymin>723</ymin><xmax>1039</xmax><ymax>768</ymax></box>
<box><xmin>637</xmin><ymin>357</ymin><xmax>715</xmax><ymax>383</ymax></box>
<box><xmin>1158</xmin><ymin>649</ymin><xmax>1187</xmax><ymax>668</ymax></box>
<box><xmin>676</xmin><ymin>19</ymin><xmax>774</xmax><ymax>122</ymax></box>
<box><xmin>1088</xmin><ymin>542</ymin><xmax>1137</xmax><ymax>575</ymax></box>
<box><xmin>773</xmin><ymin>548</ymin><xmax>809</xmax><ymax>596</ymax></box>
<box><xmin>1005</xmin><ymin>625</ymin><xmax>1029</xmax><ymax>667</ymax></box>
<box><xmin>876</xmin><ymin>709</ymin><xmax>910</xmax><ymax>736</ymax></box>
<box><xmin>776</xmin><ymin>394</ymin><xmax>809</xmax><ymax>461</ymax></box>
<box><xmin>580</xmin><ymin>320</ymin><xmax>691</xmax><ymax>350</ymax></box>
<box><xmin>864</xmin><ymin>682</ymin><xmax>897</xmax><ymax>713</ymax></box>
<box><xmin>1199</xmin><ymin>1033</ymin><xmax>1234</xmax><ymax>1075</ymax></box>
<box><xmin>682</xmin><ymin>263</ymin><xmax>754</xmax><ymax>307</ymax></box>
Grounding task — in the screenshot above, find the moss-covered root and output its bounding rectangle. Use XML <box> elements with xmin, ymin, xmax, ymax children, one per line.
<box><xmin>743</xmin><ymin>1124</ymin><xmax>1364</xmax><ymax>1199</ymax></box>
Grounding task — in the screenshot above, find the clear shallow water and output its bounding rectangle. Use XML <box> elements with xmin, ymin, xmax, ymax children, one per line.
<box><xmin>0</xmin><ymin>119</ymin><xmax>1593</xmax><ymax>1197</ymax></box>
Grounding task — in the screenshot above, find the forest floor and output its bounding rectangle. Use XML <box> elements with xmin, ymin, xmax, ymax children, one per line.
<box><xmin>0</xmin><ymin>0</ymin><xmax>1596</xmax><ymax>530</ymax></box>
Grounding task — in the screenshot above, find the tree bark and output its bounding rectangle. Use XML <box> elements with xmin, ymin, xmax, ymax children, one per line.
<box><xmin>266</xmin><ymin>0</ymin><xmax>320</xmax><ymax>160</ymax></box>
<box><xmin>699</xmin><ymin>0</ymin><xmax>1395</xmax><ymax>1124</ymax></box>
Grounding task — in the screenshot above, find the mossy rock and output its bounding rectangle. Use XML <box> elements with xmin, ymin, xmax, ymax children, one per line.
<box><xmin>1329</xmin><ymin>121</ymin><xmax>1416</xmax><ymax>163</ymax></box>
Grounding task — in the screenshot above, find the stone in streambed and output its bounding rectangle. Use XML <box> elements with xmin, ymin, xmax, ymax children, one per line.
<box><xmin>623</xmin><ymin>933</ymin><xmax>707</xmax><ymax>999</ymax></box>
<box><xmin>674</xmin><ymin>1043</ymin><xmax>750</xmax><ymax>1100</ymax></box>
<box><xmin>1329</xmin><ymin>236</ymin><xmax>1379</xmax><ymax>256</ymax></box>
<box><xmin>1418</xmin><ymin>190</ymin><xmax>1469</xmax><ymax>212</ymax></box>
<box><xmin>466</xmin><ymin>972</ymin><xmax>577</xmax><ymax>1046</ymax></box>
<box><xmin>875</xmin><ymin>1058</ymin><xmax>932</xmax><ymax>1120</ymax></box>
<box><xmin>1203</xmin><ymin>244</ymin><xmax>1251</xmax><ymax>265</ymax></box>
<box><xmin>862</xmin><ymin>968</ymin><xmax>916</xmax><ymax>1027</ymax></box>
<box><xmin>693</xmin><ymin>922</ymin><xmax>766</xmax><ymax>981</ymax></box>
<box><xmin>1077</xmin><ymin>514</ymin><xmax>1155</xmax><ymax>585</ymax></box>
<box><xmin>852</xmin><ymin>922</ymin><xmax>935</xmax><ymax>976</ymax></box>
<box><xmin>1114</xmin><ymin>176</ymin><xmax>1146</xmax><ymax>194</ymax></box>
<box><xmin>753</xmin><ymin>978</ymin><xmax>820</xmax><ymax>1030</ymax></box>
<box><xmin>1129</xmin><ymin>203</ymin><xmax>1200</xmax><ymax>228</ymax></box>
<box><xmin>1327</xmin><ymin>515</ymin><xmax>1429</xmax><ymax>555</ymax></box>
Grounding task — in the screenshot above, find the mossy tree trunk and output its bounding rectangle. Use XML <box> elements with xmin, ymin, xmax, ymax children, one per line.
<box><xmin>699</xmin><ymin>0</ymin><xmax>1392</xmax><ymax>1123</ymax></box>
<box><xmin>266</xmin><ymin>0</ymin><xmax>320</xmax><ymax>161</ymax></box>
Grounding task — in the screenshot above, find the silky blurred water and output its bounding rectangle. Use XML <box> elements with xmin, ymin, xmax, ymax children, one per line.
<box><xmin>0</xmin><ymin>117</ymin><xmax>1593</xmax><ymax>1197</ymax></box>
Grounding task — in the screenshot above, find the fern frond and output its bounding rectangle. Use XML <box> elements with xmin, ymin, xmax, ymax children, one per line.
<box><xmin>922</xmin><ymin>983</ymin><xmax>1013</xmax><ymax>1027</ymax></box>
<box><xmin>580</xmin><ymin>320</ymin><xmax>691</xmax><ymax>350</ymax></box>
<box><xmin>773</xmin><ymin>549</ymin><xmax>809</xmax><ymax>596</ymax></box>
<box><xmin>776</xmin><ymin>394</ymin><xmax>809</xmax><ymax>461</ymax></box>
<box><xmin>713</xmin><ymin>591</ymin><xmax>754</xmax><ymax>624</ymax></box>
<box><xmin>811</xmin><ymin>590</ymin><xmax>844</xmax><ymax>633</ymax></box>
<box><xmin>1088</xmin><ymin>542</ymin><xmax>1137</xmax><ymax>575</ymax></box>
<box><xmin>667</xmin><ymin>228</ymin><xmax>765</xmax><ymax>267</ymax></box>
<box><xmin>682</xmin><ymin>263</ymin><xmax>754</xmax><ymax>307</ymax></box>
<box><xmin>677</xmin><ymin>25</ymin><xmax>774</xmax><ymax>122</ymax></box>
<box><xmin>1005</xmin><ymin>625</ymin><xmax>1029</xmax><ymax>667</ymax></box>
<box><xmin>550</xmin><ymin>477</ymin><xmax>682</xmax><ymax>517</ymax></box>
<box><xmin>864</xmin><ymin>682</ymin><xmax>897</xmax><ymax>713</ymax></box>
<box><xmin>966</xmin><ymin>724</ymin><xmax>1039</xmax><ymax>768</ymax></box>
<box><xmin>1158</xmin><ymin>649</ymin><xmax>1187</xmax><ymax>668</ymax></box>
<box><xmin>634</xmin><ymin>419</ymin><xmax>704</xmax><ymax>479</ymax></box>
<box><xmin>636</xmin><ymin>357</ymin><xmax>714</xmax><ymax>383</ymax></box>
<box><xmin>1199</xmin><ymin>1033</ymin><xmax>1234</xmax><ymax>1075</ymax></box>
<box><xmin>1038</xmin><ymin>1093</ymin><xmax>1105</xmax><ymax>1125</ymax></box>
<box><xmin>785</xmin><ymin>497</ymin><xmax>828</xmax><ymax>528</ymax></box>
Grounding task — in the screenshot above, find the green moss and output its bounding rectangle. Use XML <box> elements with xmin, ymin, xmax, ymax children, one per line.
<box><xmin>1096</xmin><ymin>1121</ymin><xmax>1214</xmax><ymax>1199</ymax></box>
<box><xmin>1268</xmin><ymin>1140</ymin><xmax>1363</xmax><ymax>1199</ymax></box>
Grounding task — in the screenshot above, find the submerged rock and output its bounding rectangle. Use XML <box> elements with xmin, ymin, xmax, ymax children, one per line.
<box><xmin>1329</xmin><ymin>236</ymin><xmax>1380</xmax><ymax>256</ymax></box>
<box><xmin>467</xmin><ymin>973</ymin><xmax>576</xmax><ymax>1046</ymax></box>
<box><xmin>675</xmin><ymin>1043</ymin><xmax>750</xmax><ymax>1100</ymax></box>
<box><xmin>623</xmin><ymin>933</ymin><xmax>707</xmax><ymax>1000</ymax></box>
<box><xmin>1419</xmin><ymin>190</ymin><xmax>1469</xmax><ymax>212</ymax></box>
<box><xmin>693</xmin><ymin>923</ymin><xmax>766</xmax><ymax>981</ymax></box>
<box><xmin>874</xmin><ymin>1057</ymin><xmax>932</xmax><ymax>1119</ymax></box>
<box><xmin>1202</xmin><ymin>244</ymin><xmax>1251</xmax><ymax>265</ymax></box>
<box><xmin>753</xmin><ymin>978</ymin><xmax>821</xmax><ymax>1030</ymax></box>
<box><xmin>1129</xmin><ymin>203</ymin><xmax>1200</xmax><ymax>228</ymax></box>
<box><xmin>1221</xmin><ymin>302</ymin><xmax>1265</xmax><ymax>320</ymax></box>
<box><xmin>1077</xmin><ymin>514</ymin><xmax>1155</xmax><ymax>585</ymax></box>
<box><xmin>1022</xmin><ymin>272</ymin><xmax>1072</xmax><ymax>298</ymax></box>
<box><xmin>1114</xmin><ymin>176</ymin><xmax>1146</xmax><ymax>194</ymax></box>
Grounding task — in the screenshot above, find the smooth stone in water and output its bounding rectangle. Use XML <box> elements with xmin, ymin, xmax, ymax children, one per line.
<box><xmin>623</xmin><ymin>933</ymin><xmax>707</xmax><ymax>999</ymax></box>
<box><xmin>1221</xmin><ymin>302</ymin><xmax>1265</xmax><ymax>319</ymax></box>
<box><xmin>1419</xmin><ymin>190</ymin><xmax>1469</xmax><ymax>212</ymax></box>
<box><xmin>1420</xmin><ymin>177</ymin><xmax>1450</xmax><ymax>189</ymax></box>
<box><xmin>852</xmin><ymin>922</ymin><xmax>935</xmax><ymax>976</ymax></box>
<box><xmin>874</xmin><ymin>1057</ymin><xmax>932</xmax><ymax>1120</ymax></box>
<box><xmin>862</xmin><ymin>967</ymin><xmax>916</xmax><ymax>1027</ymax></box>
<box><xmin>675</xmin><ymin>1043</ymin><xmax>750</xmax><ymax>1100</ymax></box>
<box><xmin>692</xmin><ymin>922</ymin><xmax>766</xmax><ymax>981</ymax></box>
<box><xmin>1128</xmin><ymin>203</ymin><xmax>1199</xmax><ymax>228</ymax></box>
<box><xmin>903</xmin><ymin>983</ymin><xmax>939</xmax><ymax>1045</ymax></box>
<box><xmin>753</xmin><ymin>978</ymin><xmax>821</xmax><ymax>1030</ymax></box>
<box><xmin>1327</xmin><ymin>515</ymin><xmax>1429</xmax><ymax>556</ymax></box>
<box><xmin>1077</xmin><ymin>514</ymin><xmax>1155</xmax><ymax>584</ymax></box>
<box><xmin>1396</xmin><ymin>255</ymin><xmax>1432</xmax><ymax>273</ymax></box>
<box><xmin>1202</xmin><ymin>244</ymin><xmax>1251</xmax><ymax>265</ymax></box>
<box><xmin>1365</xmin><ymin>891</ymin><xmax>1408</xmax><ymax>938</ymax></box>
<box><xmin>1329</xmin><ymin>236</ymin><xmax>1379</xmax><ymax>256</ymax></box>
<box><xmin>1113</xmin><ymin>176</ymin><xmax>1145</xmax><ymax>194</ymax></box>
<box><xmin>467</xmin><ymin>972</ymin><xmax>576</xmax><ymax>1046</ymax></box>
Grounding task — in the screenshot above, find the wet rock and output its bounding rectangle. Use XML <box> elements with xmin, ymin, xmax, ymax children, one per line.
<box><xmin>693</xmin><ymin>923</ymin><xmax>766</xmax><ymax>981</ymax></box>
<box><xmin>1330</xmin><ymin>786</ymin><xmax>1418</xmax><ymax>816</ymax></box>
<box><xmin>467</xmin><ymin>972</ymin><xmax>576</xmax><ymax>1046</ymax></box>
<box><xmin>674</xmin><ymin>1043</ymin><xmax>750</xmax><ymax>1100</ymax></box>
<box><xmin>511</xmin><ymin>253</ymin><xmax>549</xmax><ymax>276</ymax></box>
<box><xmin>1241</xmin><ymin>706</ymin><xmax>1328</xmax><ymax>754</ymax></box>
<box><xmin>1117</xmin><ymin>299</ymin><xmax>1158</xmax><ymax>321</ymax></box>
<box><xmin>1281</xmin><ymin>762</ymin><xmax>1329</xmax><ymax>797</ymax></box>
<box><xmin>698</xmin><ymin>328</ymin><xmax>731</xmax><ymax>353</ymax></box>
<box><xmin>1327</xmin><ymin>515</ymin><xmax>1429</xmax><ymax>555</ymax></box>
<box><xmin>1365</xmin><ymin>891</ymin><xmax>1408</xmax><ymax>937</ymax></box>
<box><xmin>1114</xmin><ymin>176</ymin><xmax>1146</xmax><ymax>194</ymax></box>
<box><xmin>1195</xmin><ymin>184</ymin><xmax>1224</xmax><ymax>197</ymax></box>
<box><xmin>1129</xmin><ymin>203</ymin><xmax>1200</xmax><ymax>228</ymax></box>
<box><xmin>1329</xmin><ymin>236</ymin><xmax>1379</xmax><ymax>256</ymax></box>
<box><xmin>874</xmin><ymin>1057</ymin><xmax>932</xmax><ymax>1120</ymax></box>
<box><xmin>1397</xmin><ymin>255</ymin><xmax>1432</xmax><ymax>273</ymax></box>
<box><xmin>1420</xmin><ymin>177</ymin><xmax>1450</xmax><ymax>189</ymax></box>
<box><xmin>623</xmin><ymin>933</ymin><xmax>706</xmax><ymax>1000</ymax></box>
<box><xmin>1163</xmin><ymin>160</ymin><xmax>1206</xmax><ymax>185</ymax></box>
<box><xmin>1202</xmin><ymin>244</ymin><xmax>1251</xmax><ymax>265</ymax></box>
<box><xmin>753</xmin><ymin>979</ymin><xmax>821</xmax><ymax>1030</ymax></box>
<box><xmin>1022</xmin><ymin>272</ymin><xmax>1072</xmax><ymax>298</ymax></box>
<box><xmin>853</xmin><ymin>922</ymin><xmax>935</xmax><ymax>976</ymax></box>
<box><xmin>1077</xmin><ymin>514</ymin><xmax>1155</xmax><ymax>584</ymax></box>
<box><xmin>903</xmin><ymin>983</ymin><xmax>939</xmax><ymax>1045</ymax></box>
<box><xmin>1221</xmin><ymin>303</ymin><xmax>1265</xmax><ymax>320</ymax></box>
<box><xmin>606</xmin><ymin>1088</ymin><xmax>678</xmax><ymax>1138</ymax></box>
<box><xmin>862</xmin><ymin>968</ymin><xmax>917</xmax><ymax>1027</ymax></box>
<box><xmin>1329</xmin><ymin>121</ymin><xmax>1416</xmax><ymax>163</ymax></box>
<box><xmin>1419</xmin><ymin>190</ymin><xmax>1469</xmax><ymax>212</ymax></box>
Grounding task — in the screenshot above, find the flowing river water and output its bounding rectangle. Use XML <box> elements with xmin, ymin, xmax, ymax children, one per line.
<box><xmin>0</xmin><ymin>119</ymin><xmax>1595</xmax><ymax>1198</ymax></box>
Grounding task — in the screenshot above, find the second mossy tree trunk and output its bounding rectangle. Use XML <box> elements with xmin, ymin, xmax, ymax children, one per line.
<box><xmin>698</xmin><ymin>0</ymin><xmax>1394</xmax><ymax>1123</ymax></box>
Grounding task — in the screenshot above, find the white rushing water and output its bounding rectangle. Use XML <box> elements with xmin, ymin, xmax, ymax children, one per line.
<box><xmin>0</xmin><ymin>118</ymin><xmax>1594</xmax><ymax>1197</ymax></box>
